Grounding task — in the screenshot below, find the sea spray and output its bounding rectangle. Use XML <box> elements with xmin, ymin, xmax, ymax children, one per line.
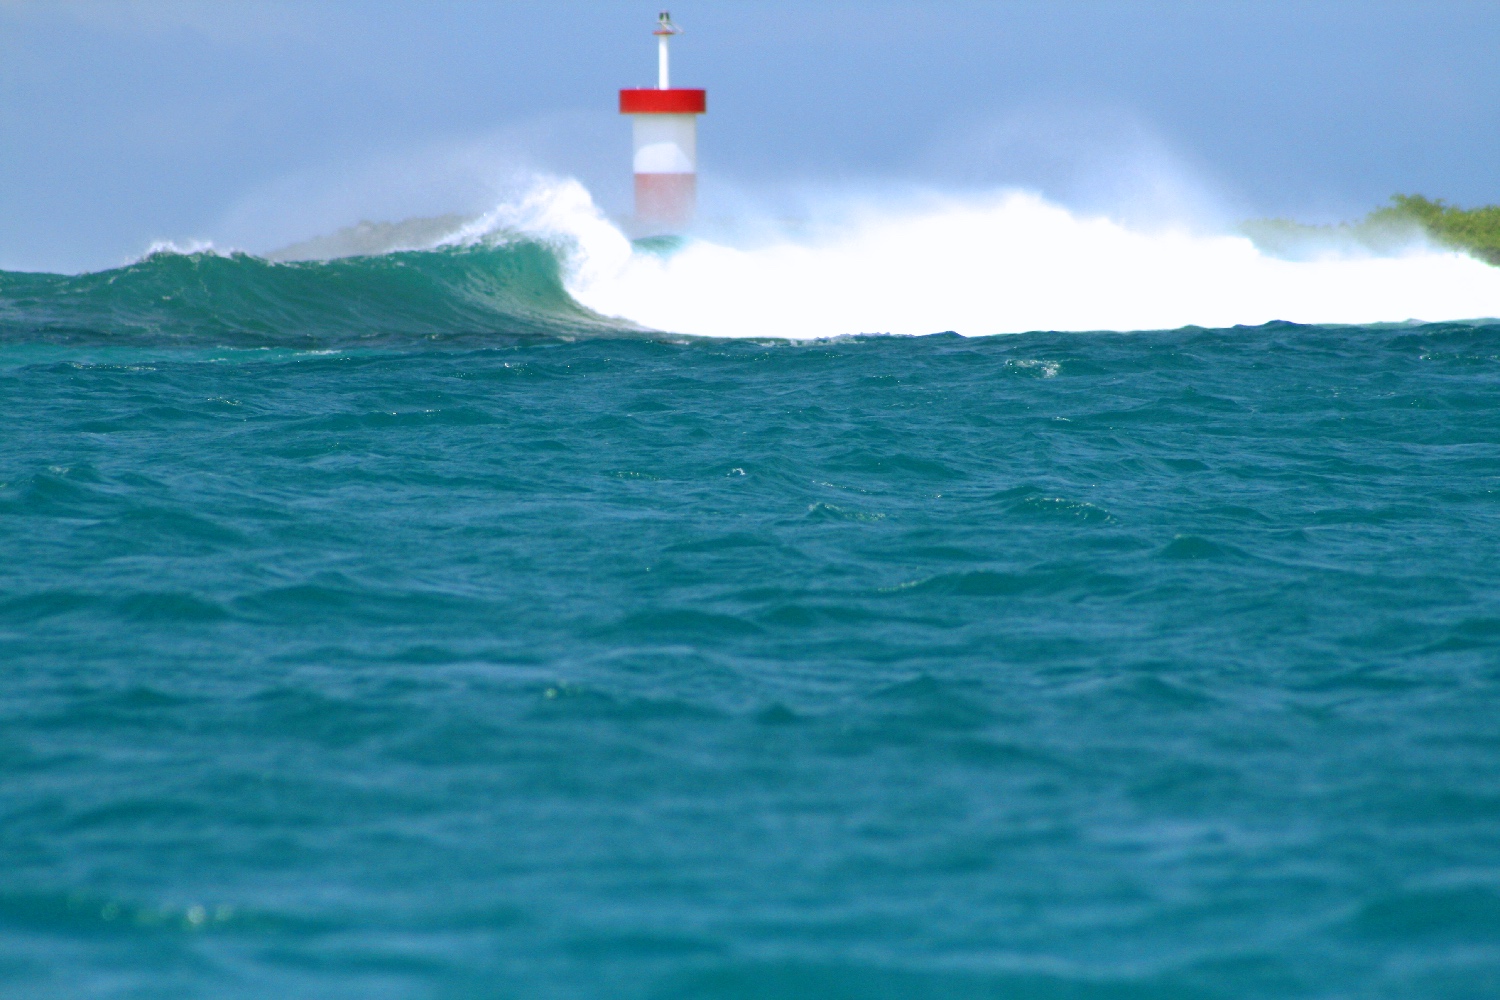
<box><xmin>564</xmin><ymin>188</ymin><xmax>1500</xmax><ymax>337</ymax></box>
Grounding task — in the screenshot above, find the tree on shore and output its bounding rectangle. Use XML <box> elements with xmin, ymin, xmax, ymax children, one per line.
<box><xmin>1371</xmin><ymin>195</ymin><xmax>1500</xmax><ymax>265</ymax></box>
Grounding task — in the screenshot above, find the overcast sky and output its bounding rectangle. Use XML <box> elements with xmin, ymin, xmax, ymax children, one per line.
<box><xmin>2</xmin><ymin>0</ymin><xmax>1498</xmax><ymax>272</ymax></box>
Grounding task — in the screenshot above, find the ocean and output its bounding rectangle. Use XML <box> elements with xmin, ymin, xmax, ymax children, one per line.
<box><xmin>3</xmin><ymin>203</ymin><xmax>1500</xmax><ymax>998</ymax></box>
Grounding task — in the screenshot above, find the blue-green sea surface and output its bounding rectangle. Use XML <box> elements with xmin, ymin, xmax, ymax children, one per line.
<box><xmin>2</xmin><ymin>247</ymin><xmax>1500</xmax><ymax>999</ymax></box>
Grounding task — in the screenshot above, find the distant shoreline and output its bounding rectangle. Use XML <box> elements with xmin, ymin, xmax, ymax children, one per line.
<box><xmin>1246</xmin><ymin>195</ymin><xmax>1500</xmax><ymax>265</ymax></box>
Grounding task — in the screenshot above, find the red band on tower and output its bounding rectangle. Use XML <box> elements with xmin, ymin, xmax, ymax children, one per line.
<box><xmin>619</xmin><ymin>89</ymin><xmax>707</xmax><ymax>115</ymax></box>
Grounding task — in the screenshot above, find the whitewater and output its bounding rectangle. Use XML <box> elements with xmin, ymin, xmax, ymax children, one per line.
<box><xmin>449</xmin><ymin>178</ymin><xmax>1500</xmax><ymax>338</ymax></box>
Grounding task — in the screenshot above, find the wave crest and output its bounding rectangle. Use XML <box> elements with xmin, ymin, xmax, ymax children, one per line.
<box><xmin>0</xmin><ymin>182</ymin><xmax>637</xmax><ymax>348</ymax></box>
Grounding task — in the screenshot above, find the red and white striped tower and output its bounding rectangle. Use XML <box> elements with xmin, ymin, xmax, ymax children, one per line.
<box><xmin>619</xmin><ymin>11</ymin><xmax>706</xmax><ymax>233</ymax></box>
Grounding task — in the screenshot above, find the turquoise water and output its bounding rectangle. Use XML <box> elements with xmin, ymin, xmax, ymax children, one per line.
<box><xmin>3</xmin><ymin>246</ymin><xmax>1500</xmax><ymax>998</ymax></box>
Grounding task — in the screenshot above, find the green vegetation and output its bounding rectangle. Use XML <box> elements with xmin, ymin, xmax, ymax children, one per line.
<box><xmin>1241</xmin><ymin>195</ymin><xmax>1500</xmax><ymax>265</ymax></box>
<box><xmin>1368</xmin><ymin>195</ymin><xmax>1500</xmax><ymax>265</ymax></box>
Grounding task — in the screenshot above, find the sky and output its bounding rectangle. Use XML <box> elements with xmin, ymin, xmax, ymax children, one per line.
<box><xmin>1</xmin><ymin>0</ymin><xmax>1498</xmax><ymax>273</ymax></box>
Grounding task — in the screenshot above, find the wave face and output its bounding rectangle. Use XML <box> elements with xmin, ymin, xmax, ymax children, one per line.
<box><xmin>4</xmin><ymin>179</ymin><xmax>1500</xmax><ymax>344</ymax></box>
<box><xmin>0</xmin><ymin>240</ymin><xmax>630</xmax><ymax>348</ymax></box>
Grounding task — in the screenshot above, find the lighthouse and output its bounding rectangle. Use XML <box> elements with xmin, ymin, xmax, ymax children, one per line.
<box><xmin>619</xmin><ymin>11</ymin><xmax>706</xmax><ymax>233</ymax></box>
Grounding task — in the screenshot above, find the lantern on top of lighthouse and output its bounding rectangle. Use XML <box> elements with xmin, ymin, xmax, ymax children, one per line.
<box><xmin>619</xmin><ymin>11</ymin><xmax>706</xmax><ymax>232</ymax></box>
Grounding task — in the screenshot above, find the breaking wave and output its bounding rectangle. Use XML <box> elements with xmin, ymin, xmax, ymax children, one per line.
<box><xmin>3</xmin><ymin>177</ymin><xmax>1500</xmax><ymax>346</ymax></box>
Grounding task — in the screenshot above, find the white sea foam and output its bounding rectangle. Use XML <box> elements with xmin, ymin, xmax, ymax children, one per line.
<box><xmin>378</xmin><ymin>177</ymin><xmax>1500</xmax><ymax>338</ymax></box>
<box><xmin>137</xmin><ymin>238</ymin><xmax>227</xmax><ymax>261</ymax></box>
